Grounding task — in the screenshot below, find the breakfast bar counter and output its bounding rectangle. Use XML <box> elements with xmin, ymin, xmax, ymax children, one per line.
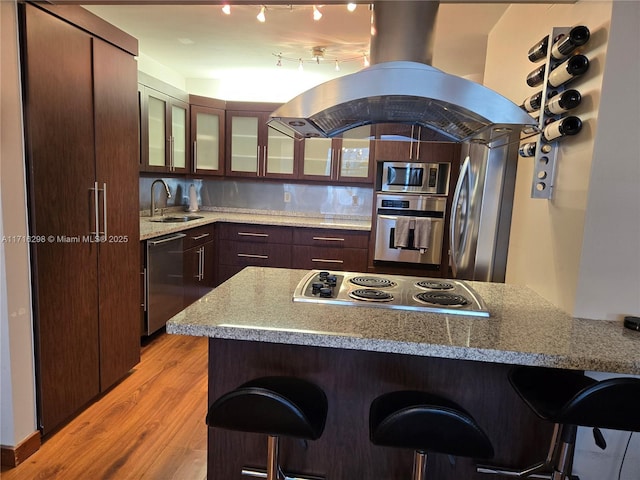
<box><xmin>167</xmin><ymin>267</ymin><xmax>640</xmax><ymax>375</ymax></box>
<box><xmin>167</xmin><ymin>267</ymin><xmax>639</xmax><ymax>479</ymax></box>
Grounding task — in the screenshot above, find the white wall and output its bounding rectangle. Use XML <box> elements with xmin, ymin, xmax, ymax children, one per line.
<box><xmin>573</xmin><ymin>1</ymin><xmax>640</xmax><ymax>319</ymax></box>
<box><xmin>486</xmin><ymin>1</ymin><xmax>639</xmax><ymax>321</ymax></box>
<box><xmin>486</xmin><ymin>2</ymin><xmax>639</xmax><ymax>478</ymax></box>
<box><xmin>0</xmin><ymin>0</ymin><xmax>38</xmax><ymax>448</ymax></box>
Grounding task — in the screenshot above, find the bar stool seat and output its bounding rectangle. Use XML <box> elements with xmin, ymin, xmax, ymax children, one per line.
<box><xmin>207</xmin><ymin>376</ymin><xmax>328</xmax><ymax>480</ymax></box>
<box><xmin>477</xmin><ymin>366</ymin><xmax>640</xmax><ymax>479</ymax></box>
<box><xmin>370</xmin><ymin>390</ymin><xmax>494</xmax><ymax>479</ymax></box>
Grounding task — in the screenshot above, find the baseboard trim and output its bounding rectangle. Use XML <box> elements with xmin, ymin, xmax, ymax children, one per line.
<box><xmin>1</xmin><ymin>430</ymin><xmax>41</xmax><ymax>468</ymax></box>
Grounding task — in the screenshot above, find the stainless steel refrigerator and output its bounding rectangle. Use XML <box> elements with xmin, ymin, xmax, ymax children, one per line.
<box><xmin>449</xmin><ymin>138</ymin><xmax>520</xmax><ymax>283</ymax></box>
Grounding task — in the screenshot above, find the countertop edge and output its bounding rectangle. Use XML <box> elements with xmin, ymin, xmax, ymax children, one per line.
<box><xmin>141</xmin><ymin>210</ymin><xmax>371</xmax><ymax>240</ymax></box>
<box><xmin>166</xmin><ymin>321</ymin><xmax>640</xmax><ymax>375</ymax></box>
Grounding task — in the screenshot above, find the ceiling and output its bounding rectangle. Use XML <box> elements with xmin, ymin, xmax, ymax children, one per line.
<box><xmin>83</xmin><ymin>2</ymin><xmax>511</xmax><ymax>98</ymax></box>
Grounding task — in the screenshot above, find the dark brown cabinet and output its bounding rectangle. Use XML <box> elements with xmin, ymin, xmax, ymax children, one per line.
<box><xmin>216</xmin><ymin>223</ymin><xmax>293</xmax><ymax>284</ymax></box>
<box><xmin>184</xmin><ymin>224</ymin><xmax>216</xmax><ymax>306</ymax></box>
<box><xmin>20</xmin><ymin>4</ymin><xmax>140</xmax><ymax>434</ymax></box>
<box><xmin>374</xmin><ymin>124</ymin><xmax>459</xmax><ymax>164</ymax></box>
<box><xmin>225</xmin><ymin>102</ymin><xmax>303</xmax><ymax>179</ymax></box>
<box><xmin>292</xmin><ymin>228</ymin><xmax>369</xmax><ymax>271</ymax></box>
<box><xmin>139</xmin><ymin>74</ymin><xmax>190</xmax><ymax>174</ymax></box>
<box><xmin>190</xmin><ymin>95</ymin><xmax>225</xmax><ymax>176</ymax></box>
<box><xmin>300</xmin><ymin>125</ymin><xmax>375</xmax><ymax>184</ymax></box>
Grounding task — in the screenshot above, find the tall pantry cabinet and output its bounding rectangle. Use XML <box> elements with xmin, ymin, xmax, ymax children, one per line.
<box><xmin>19</xmin><ymin>4</ymin><xmax>140</xmax><ymax>434</ymax></box>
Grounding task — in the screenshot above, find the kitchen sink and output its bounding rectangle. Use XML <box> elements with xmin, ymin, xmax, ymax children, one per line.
<box><xmin>149</xmin><ymin>215</ymin><xmax>204</xmax><ymax>223</ymax></box>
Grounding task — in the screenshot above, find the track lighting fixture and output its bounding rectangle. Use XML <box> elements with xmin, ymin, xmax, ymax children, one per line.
<box><xmin>313</xmin><ymin>5</ymin><xmax>322</xmax><ymax>21</ymax></box>
<box><xmin>347</xmin><ymin>3</ymin><xmax>357</xmax><ymax>12</ymax></box>
<box><xmin>256</xmin><ymin>6</ymin><xmax>266</xmax><ymax>23</ymax></box>
<box><xmin>221</xmin><ymin>4</ymin><xmax>231</xmax><ymax>15</ymax></box>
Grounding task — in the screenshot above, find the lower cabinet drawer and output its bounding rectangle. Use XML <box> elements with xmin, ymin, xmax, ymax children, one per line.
<box><xmin>219</xmin><ymin>240</ymin><xmax>292</xmax><ymax>268</ymax></box>
<box><xmin>292</xmin><ymin>246</ymin><xmax>368</xmax><ymax>271</ymax></box>
<box><xmin>293</xmin><ymin>228</ymin><xmax>369</xmax><ymax>249</ymax></box>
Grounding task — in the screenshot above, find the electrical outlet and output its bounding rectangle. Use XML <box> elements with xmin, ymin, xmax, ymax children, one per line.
<box><xmin>352</xmin><ymin>195</ymin><xmax>359</xmax><ymax>206</ymax></box>
<box><xmin>284</xmin><ymin>191</ymin><xmax>291</xmax><ymax>203</ymax></box>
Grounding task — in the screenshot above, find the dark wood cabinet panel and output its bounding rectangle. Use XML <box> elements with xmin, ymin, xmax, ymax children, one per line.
<box><xmin>293</xmin><ymin>228</ymin><xmax>369</xmax><ymax>249</ymax></box>
<box><xmin>22</xmin><ymin>4</ymin><xmax>100</xmax><ymax>434</ymax></box>
<box><xmin>93</xmin><ymin>37</ymin><xmax>141</xmax><ymax>391</ymax></box>
<box><xmin>21</xmin><ymin>4</ymin><xmax>139</xmax><ymax>434</ymax></box>
<box><xmin>292</xmin><ymin>246</ymin><xmax>368</xmax><ymax>271</ymax></box>
<box><xmin>218</xmin><ymin>240</ymin><xmax>292</xmax><ymax>268</ymax></box>
<box><xmin>218</xmin><ymin>223</ymin><xmax>293</xmax><ymax>244</ymax></box>
<box><xmin>184</xmin><ymin>225</ymin><xmax>215</xmax><ymax>307</ymax></box>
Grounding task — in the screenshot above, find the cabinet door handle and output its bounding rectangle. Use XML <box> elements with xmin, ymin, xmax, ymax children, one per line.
<box><xmin>191</xmin><ymin>233</ymin><xmax>210</xmax><ymax>241</ymax></box>
<box><xmin>237</xmin><ymin>253</ymin><xmax>268</xmax><ymax>259</ymax></box>
<box><xmin>312</xmin><ymin>236</ymin><xmax>345</xmax><ymax>242</ymax></box>
<box><xmin>200</xmin><ymin>247</ymin><xmax>205</xmax><ymax>280</ymax></box>
<box><xmin>311</xmin><ymin>258</ymin><xmax>344</xmax><ymax>264</ymax></box>
<box><xmin>198</xmin><ymin>246</ymin><xmax>204</xmax><ymax>281</ymax></box>
<box><xmin>409</xmin><ymin>125</ymin><xmax>415</xmax><ymax>160</ymax></box>
<box><xmin>193</xmin><ymin>140</ymin><xmax>198</xmax><ymax>167</ymax></box>
<box><xmin>142</xmin><ymin>268</ymin><xmax>147</xmax><ymax>311</ymax></box>
<box><xmin>256</xmin><ymin>146</ymin><xmax>261</xmax><ymax>177</ymax></box>
<box><xmin>99</xmin><ymin>182</ymin><xmax>107</xmax><ymax>241</ymax></box>
<box><xmin>415</xmin><ymin>126</ymin><xmax>422</xmax><ymax>159</ymax></box>
<box><xmin>90</xmin><ymin>181</ymin><xmax>100</xmax><ymax>240</ymax></box>
<box><xmin>237</xmin><ymin>232</ymin><xmax>269</xmax><ymax>238</ymax></box>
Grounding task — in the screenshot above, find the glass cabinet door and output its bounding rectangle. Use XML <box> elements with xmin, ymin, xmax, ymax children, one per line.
<box><xmin>302</xmin><ymin>137</ymin><xmax>333</xmax><ymax>179</ymax></box>
<box><xmin>192</xmin><ymin>106</ymin><xmax>223</xmax><ymax>175</ymax></box>
<box><xmin>338</xmin><ymin>125</ymin><xmax>372</xmax><ymax>180</ymax></box>
<box><xmin>147</xmin><ymin>94</ymin><xmax>166</xmax><ymax>168</ymax></box>
<box><xmin>171</xmin><ymin>102</ymin><xmax>187</xmax><ymax>171</ymax></box>
<box><xmin>229</xmin><ymin>114</ymin><xmax>259</xmax><ymax>174</ymax></box>
<box><xmin>265</xmin><ymin>128</ymin><xmax>295</xmax><ymax>176</ymax></box>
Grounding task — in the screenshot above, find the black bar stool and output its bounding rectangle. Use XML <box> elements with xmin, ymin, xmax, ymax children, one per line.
<box><xmin>369</xmin><ymin>390</ymin><xmax>494</xmax><ymax>480</ymax></box>
<box><xmin>477</xmin><ymin>366</ymin><xmax>640</xmax><ymax>480</ymax></box>
<box><xmin>207</xmin><ymin>376</ymin><xmax>328</xmax><ymax>480</ymax></box>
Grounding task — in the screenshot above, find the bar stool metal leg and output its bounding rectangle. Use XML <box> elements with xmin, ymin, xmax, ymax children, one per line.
<box><xmin>412</xmin><ymin>451</ymin><xmax>427</xmax><ymax>480</ymax></box>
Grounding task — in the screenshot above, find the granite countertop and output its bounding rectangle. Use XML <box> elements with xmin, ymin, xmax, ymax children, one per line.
<box><xmin>167</xmin><ymin>267</ymin><xmax>640</xmax><ymax>375</ymax></box>
<box><xmin>140</xmin><ymin>208</ymin><xmax>371</xmax><ymax>240</ymax></box>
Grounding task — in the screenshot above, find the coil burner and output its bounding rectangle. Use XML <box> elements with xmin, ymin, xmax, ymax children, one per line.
<box><xmin>415</xmin><ymin>280</ymin><xmax>455</xmax><ymax>290</ymax></box>
<box><xmin>349</xmin><ymin>288</ymin><xmax>394</xmax><ymax>302</ymax></box>
<box><xmin>349</xmin><ymin>276</ymin><xmax>397</xmax><ymax>288</ymax></box>
<box><xmin>414</xmin><ymin>292</ymin><xmax>470</xmax><ymax>308</ymax></box>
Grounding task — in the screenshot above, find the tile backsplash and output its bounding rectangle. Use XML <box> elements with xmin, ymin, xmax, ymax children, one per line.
<box><xmin>140</xmin><ymin>176</ymin><xmax>373</xmax><ymax>218</ymax></box>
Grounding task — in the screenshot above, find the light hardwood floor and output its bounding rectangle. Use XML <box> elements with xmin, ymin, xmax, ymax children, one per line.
<box><xmin>1</xmin><ymin>332</ymin><xmax>209</xmax><ymax>480</ymax></box>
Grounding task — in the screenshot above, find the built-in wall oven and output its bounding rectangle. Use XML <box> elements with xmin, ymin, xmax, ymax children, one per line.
<box><xmin>374</xmin><ymin>194</ymin><xmax>446</xmax><ymax>265</ymax></box>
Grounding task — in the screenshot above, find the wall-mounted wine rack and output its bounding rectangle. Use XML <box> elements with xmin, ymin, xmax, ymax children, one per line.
<box><xmin>521</xmin><ymin>26</ymin><xmax>590</xmax><ymax>199</ymax></box>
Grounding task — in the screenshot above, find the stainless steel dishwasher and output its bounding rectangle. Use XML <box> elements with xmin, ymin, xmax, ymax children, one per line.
<box><xmin>145</xmin><ymin>232</ymin><xmax>185</xmax><ymax>335</ymax></box>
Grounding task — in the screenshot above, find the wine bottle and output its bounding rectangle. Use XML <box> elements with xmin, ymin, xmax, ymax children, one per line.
<box><xmin>528</xmin><ymin>35</ymin><xmax>550</xmax><ymax>62</ymax></box>
<box><xmin>519</xmin><ymin>142</ymin><xmax>537</xmax><ymax>157</ymax></box>
<box><xmin>548</xmin><ymin>54</ymin><xmax>590</xmax><ymax>88</ymax></box>
<box><xmin>545</xmin><ymin>89</ymin><xmax>582</xmax><ymax>115</ymax></box>
<box><xmin>521</xmin><ymin>91</ymin><xmax>543</xmax><ymax>113</ymax></box>
<box><xmin>542</xmin><ymin>115</ymin><xmax>583</xmax><ymax>141</ymax></box>
<box><xmin>551</xmin><ymin>26</ymin><xmax>590</xmax><ymax>61</ymax></box>
<box><xmin>526</xmin><ymin>65</ymin><xmax>546</xmax><ymax>87</ymax></box>
<box><xmin>527</xmin><ymin>33</ymin><xmax>565</xmax><ymax>63</ymax></box>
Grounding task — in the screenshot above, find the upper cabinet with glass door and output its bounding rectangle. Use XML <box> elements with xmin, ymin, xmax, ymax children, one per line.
<box><xmin>300</xmin><ymin>125</ymin><xmax>374</xmax><ymax>184</ymax></box>
<box><xmin>190</xmin><ymin>95</ymin><xmax>225</xmax><ymax>176</ymax></box>
<box><xmin>139</xmin><ymin>75</ymin><xmax>189</xmax><ymax>174</ymax></box>
<box><xmin>225</xmin><ymin>102</ymin><xmax>299</xmax><ymax>179</ymax></box>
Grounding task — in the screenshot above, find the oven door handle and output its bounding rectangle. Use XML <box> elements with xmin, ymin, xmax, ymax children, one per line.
<box><xmin>450</xmin><ymin>155</ymin><xmax>470</xmax><ymax>278</ymax></box>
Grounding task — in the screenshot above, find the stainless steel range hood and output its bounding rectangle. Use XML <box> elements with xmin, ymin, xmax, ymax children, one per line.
<box><xmin>268</xmin><ymin>1</ymin><xmax>537</xmax><ymax>145</ymax></box>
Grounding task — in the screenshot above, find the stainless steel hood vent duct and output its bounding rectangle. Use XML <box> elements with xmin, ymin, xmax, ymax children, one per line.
<box><xmin>268</xmin><ymin>1</ymin><xmax>538</xmax><ymax>146</ymax></box>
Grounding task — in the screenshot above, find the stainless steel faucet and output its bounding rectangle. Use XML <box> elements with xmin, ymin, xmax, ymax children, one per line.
<box><xmin>150</xmin><ymin>179</ymin><xmax>171</xmax><ymax>217</ymax></box>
